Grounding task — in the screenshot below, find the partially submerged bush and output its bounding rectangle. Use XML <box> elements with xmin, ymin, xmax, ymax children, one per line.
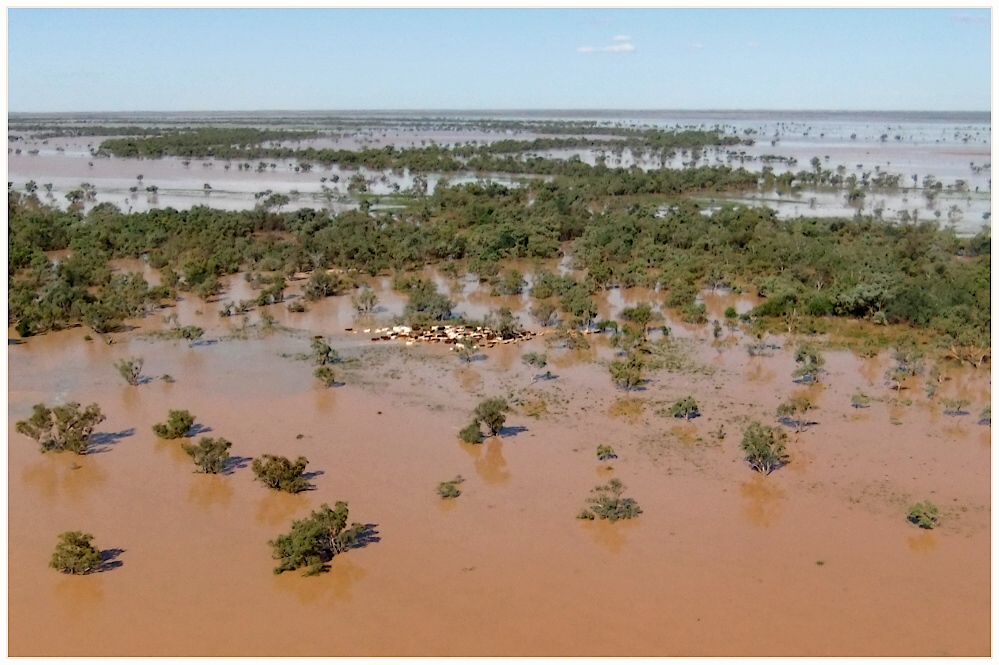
<box><xmin>152</xmin><ymin>409</ymin><xmax>195</xmax><ymax>439</ymax></box>
<box><xmin>456</xmin><ymin>336</ymin><xmax>477</xmax><ymax>363</ymax></box>
<box><xmin>741</xmin><ymin>421</ymin><xmax>789</xmax><ymax>474</ymax></box>
<box><xmin>942</xmin><ymin>398</ymin><xmax>970</xmax><ymax>416</ymax></box>
<box><xmin>576</xmin><ymin>479</ymin><xmax>641</xmax><ymax>522</ymax></box>
<box><xmin>474</xmin><ymin>397</ymin><xmax>510</xmax><ymax>436</ymax></box>
<box><xmin>311</xmin><ymin>336</ymin><xmax>340</xmax><ymax>366</ymax></box>
<box><xmin>252</xmin><ymin>454</ymin><xmax>311</xmax><ymax>493</ymax></box>
<box><xmin>907</xmin><ymin>501</ymin><xmax>940</xmax><ymax>529</ymax></box>
<box><xmin>521</xmin><ymin>352</ymin><xmax>547</xmax><ymax>369</ymax></box>
<box><xmin>16</xmin><ymin>402</ymin><xmax>106</xmax><ymax>454</ymax></box>
<box><xmin>459</xmin><ymin>421</ymin><xmax>484</xmax><ymax>444</ymax></box>
<box><xmin>979</xmin><ymin>407</ymin><xmax>991</xmax><ymax>426</ymax></box>
<box><xmin>50</xmin><ymin>531</ymin><xmax>103</xmax><ymax>575</ymax></box>
<box><xmin>669</xmin><ymin>396</ymin><xmax>700</xmax><ymax>420</ymax></box>
<box><xmin>114</xmin><ymin>357</ymin><xmax>144</xmax><ymax>386</ymax></box>
<box><xmin>314</xmin><ymin>366</ymin><xmax>337</xmax><ymax>387</ymax></box>
<box><xmin>792</xmin><ymin>342</ymin><xmax>825</xmax><ymax>383</ymax></box>
<box><xmin>596</xmin><ymin>444</ymin><xmax>617</xmax><ymax>461</ymax></box>
<box><xmin>437</xmin><ymin>475</ymin><xmax>465</xmax><ymax>499</ymax></box>
<box><xmin>850</xmin><ymin>391</ymin><xmax>872</xmax><ymax>408</ymax></box>
<box><xmin>776</xmin><ymin>395</ymin><xmax>814</xmax><ymax>431</ymax></box>
<box><xmin>182</xmin><ymin>437</ymin><xmax>232</xmax><ymax>474</ymax></box>
<box><xmin>609</xmin><ymin>354</ymin><xmax>645</xmax><ymax>391</ymax></box>
<box><xmin>351</xmin><ymin>287</ymin><xmax>378</xmax><ymax>313</ymax></box>
<box><xmin>269</xmin><ymin>501</ymin><xmax>366</xmax><ymax>575</ymax></box>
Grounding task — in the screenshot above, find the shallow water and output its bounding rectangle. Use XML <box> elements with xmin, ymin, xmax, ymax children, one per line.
<box><xmin>7</xmin><ymin>267</ymin><xmax>991</xmax><ymax>656</ymax></box>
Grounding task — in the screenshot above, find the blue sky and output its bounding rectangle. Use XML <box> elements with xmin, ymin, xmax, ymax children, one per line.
<box><xmin>7</xmin><ymin>8</ymin><xmax>992</xmax><ymax>112</ymax></box>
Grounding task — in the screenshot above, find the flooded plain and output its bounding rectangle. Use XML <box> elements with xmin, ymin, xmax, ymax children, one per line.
<box><xmin>7</xmin><ymin>266</ymin><xmax>991</xmax><ymax>656</ymax></box>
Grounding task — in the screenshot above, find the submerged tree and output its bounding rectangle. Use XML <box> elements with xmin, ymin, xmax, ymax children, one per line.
<box><xmin>576</xmin><ymin>478</ymin><xmax>642</xmax><ymax>522</ymax></box>
<box><xmin>314</xmin><ymin>366</ymin><xmax>337</xmax><ymax>387</ymax></box>
<box><xmin>351</xmin><ymin>287</ymin><xmax>378</xmax><ymax>313</ymax></box>
<box><xmin>50</xmin><ymin>531</ymin><xmax>103</xmax><ymax>575</ymax></box>
<box><xmin>907</xmin><ymin>501</ymin><xmax>940</xmax><ymax>529</ymax></box>
<box><xmin>182</xmin><ymin>437</ymin><xmax>232</xmax><ymax>474</ymax></box>
<box><xmin>596</xmin><ymin>444</ymin><xmax>617</xmax><ymax>461</ymax></box>
<box><xmin>311</xmin><ymin>336</ymin><xmax>340</xmax><ymax>366</ymax></box>
<box><xmin>741</xmin><ymin>421</ymin><xmax>789</xmax><ymax>475</ymax></box>
<box><xmin>776</xmin><ymin>395</ymin><xmax>815</xmax><ymax>432</ymax></box>
<box><xmin>609</xmin><ymin>353</ymin><xmax>645</xmax><ymax>391</ymax></box>
<box><xmin>474</xmin><ymin>397</ymin><xmax>510</xmax><ymax>436</ymax></box>
<box><xmin>669</xmin><ymin>396</ymin><xmax>700</xmax><ymax>420</ymax></box>
<box><xmin>459</xmin><ymin>420</ymin><xmax>484</xmax><ymax>444</ymax></box>
<box><xmin>437</xmin><ymin>475</ymin><xmax>465</xmax><ymax>499</ymax></box>
<box><xmin>114</xmin><ymin>357</ymin><xmax>144</xmax><ymax>386</ymax></box>
<box><xmin>792</xmin><ymin>343</ymin><xmax>825</xmax><ymax>383</ymax></box>
<box><xmin>152</xmin><ymin>409</ymin><xmax>195</xmax><ymax>439</ymax></box>
<box><xmin>16</xmin><ymin>402</ymin><xmax>106</xmax><ymax>454</ymax></box>
<box><xmin>252</xmin><ymin>454</ymin><xmax>311</xmax><ymax>493</ymax></box>
<box><xmin>269</xmin><ymin>501</ymin><xmax>367</xmax><ymax>575</ymax></box>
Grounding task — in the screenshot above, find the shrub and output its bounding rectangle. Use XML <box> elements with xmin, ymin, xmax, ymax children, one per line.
<box><xmin>724</xmin><ymin>306</ymin><xmax>738</xmax><ymax>319</ymax></box>
<box><xmin>16</xmin><ymin>402</ymin><xmax>106</xmax><ymax>455</ymax></box>
<box><xmin>269</xmin><ymin>501</ymin><xmax>366</xmax><ymax>575</ymax></box>
<box><xmin>314</xmin><ymin>366</ymin><xmax>337</xmax><ymax>387</ymax></box>
<box><xmin>459</xmin><ymin>421</ymin><xmax>484</xmax><ymax>444</ymax></box>
<box><xmin>182</xmin><ymin>437</ymin><xmax>232</xmax><ymax>474</ymax></box>
<box><xmin>484</xmin><ymin>307</ymin><xmax>523</xmax><ymax>339</ymax></box>
<box><xmin>152</xmin><ymin>409</ymin><xmax>195</xmax><ymax>439</ymax></box>
<box><xmin>50</xmin><ymin>531</ymin><xmax>103</xmax><ymax>575</ymax></box>
<box><xmin>437</xmin><ymin>475</ymin><xmax>465</xmax><ymax>499</ymax></box>
<box><xmin>114</xmin><ymin>357</ymin><xmax>144</xmax><ymax>386</ymax></box>
<box><xmin>474</xmin><ymin>397</ymin><xmax>510</xmax><ymax>436</ymax></box>
<box><xmin>521</xmin><ymin>352</ymin><xmax>548</xmax><ymax>369</ymax></box>
<box><xmin>351</xmin><ymin>287</ymin><xmax>378</xmax><ymax>313</ymax></box>
<box><xmin>576</xmin><ymin>478</ymin><xmax>641</xmax><ymax>522</ymax></box>
<box><xmin>942</xmin><ymin>398</ymin><xmax>970</xmax><ymax>416</ymax></box>
<box><xmin>907</xmin><ymin>501</ymin><xmax>940</xmax><ymax>529</ymax></box>
<box><xmin>851</xmin><ymin>391</ymin><xmax>871</xmax><ymax>408</ymax></box>
<box><xmin>596</xmin><ymin>444</ymin><xmax>617</xmax><ymax>461</ymax></box>
<box><xmin>980</xmin><ymin>407</ymin><xmax>991</xmax><ymax>426</ymax></box>
<box><xmin>609</xmin><ymin>354</ymin><xmax>644</xmax><ymax>391</ymax></box>
<box><xmin>793</xmin><ymin>342</ymin><xmax>825</xmax><ymax>383</ymax></box>
<box><xmin>741</xmin><ymin>421</ymin><xmax>789</xmax><ymax>474</ymax></box>
<box><xmin>311</xmin><ymin>336</ymin><xmax>339</xmax><ymax>366</ymax></box>
<box><xmin>252</xmin><ymin>454</ymin><xmax>311</xmax><ymax>493</ymax></box>
<box><xmin>776</xmin><ymin>395</ymin><xmax>814</xmax><ymax>431</ymax></box>
<box><xmin>456</xmin><ymin>336</ymin><xmax>477</xmax><ymax>363</ymax></box>
<box><xmin>670</xmin><ymin>396</ymin><xmax>700</xmax><ymax>420</ymax></box>
<box><xmin>530</xmin><ymin>301</ymin><xmax>558</xmax><ymax>327</ymax></box>
<box><xmin>303</xmin><ymin>270</ymin><xmax>348</xmax><ymax>301</ymax></box>
<box><xmin>287</xmin><ymin>300</ymin><xmax>308</xmax><ymax>313</ymax></box>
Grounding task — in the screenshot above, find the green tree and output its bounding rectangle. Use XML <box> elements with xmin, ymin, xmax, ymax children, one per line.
<box><xmin>270</xmin><ymin>501</ymin><xmax>367</xmax><ymax>575</ymax></box>
<box><xmin>16</xmin><ymin>402</ymin><xmax>106</xmax><ymax>454</ymax></box>
<box><xmin>521</xmin><ymin>352</ymin><xmax>547</xmax><ymax>368</ymax></box>
<box><xmin>609</xmin><ymin>353</ymin><xmax>645</xmax><ymax>391</ymax></box>
<box><xmin>669</xmin><ymin>396</ymin><xmax>700</xmax><ymax>420</ymax></box>
<box><xmin>596</xmin><ymin>444</ymin><xmax>617</xmax><ymax>461</ymax></box>
<box><xmin>311</xmin><ymin>336</ymin><xmax>339</xmax><ymax>366</ymax></box>
<box><xmin>456</xmin><ymin>336</ymin><xmax>477</xmax><ymax>363</ymax></box>
<box><xmin>50</xmin><ymin>531</ymin><xmax>103</xmax><ymax>575</ymax></box>
<box><xmin>459</xmin><ymin>421</ymin><xmax>483</xmax><ymax>444</ymax></box>
<box><xmin>252</xmin><ymin>455</ymin><xmax>311</xmax><ymax>493</ymax></box>
<box><xmin>793</xmin><ymin>342</ymin><xmax>825</xmax><ymax>383</ymax></box>
<box><xmin>182</xmin><ymin>437</ymin><xmax>232</xmax><ymax>474</ymax></box>
<box><xmin>530</xmin><ymin>301</ymin><xmax>558</xmax><ymax>327</ymax></box>
<box><xmin>314</xmin><ymin>366</ymin><xmax>337</xmax><ymax>387</ymax></box>
<box><xmin>576</xmin><ymin>478</ymin><xmax>641</xmax><ymax>522</ymax></box>
<box><xmin>114</xmin><ymin>357</ymin><xmax>144</xmax><ymax>386</ymax></box>
<box><xmin>776</xmin><ymin>395</ymin><xmax>814</xmax><ymax>431</ymax></box>
<box><xmin>741</xmin><ymin>421</ymin><xmax>789</xmax><ymax>474</ymax></box>
<box><xmin>474</xmin><ymin>397</ymin><xmax>510</xmax><ymax>436</ymax></box>
<box><xmin>351</xmin><ymin>287</ymin><xmax>378</xmax><ymax>313</ymax></box>
<box><xmin>152</xmin><ymin>409</ymin><xmax>195</xmax><ymax>439</ymax></box>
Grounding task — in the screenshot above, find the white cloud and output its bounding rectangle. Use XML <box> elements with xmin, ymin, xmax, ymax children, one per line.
<box><xmin>578</xmin><ymin>42</ymin><xmax>635</xmax><ymax>53</ymax></box>
<box><xmin>691</xmin><ymin>42</ymin><xmax>705</xmax><ymax>50</ymax></box>
<box><xmin>613</xmin><ymin>35</ymin><xmax>631</xmax><ymax>42</ymax></box>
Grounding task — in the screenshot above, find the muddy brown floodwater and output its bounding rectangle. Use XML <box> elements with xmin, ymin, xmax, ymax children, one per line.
<box><xmin>7</xmin><ymin>269</ymin><xmax>991</xmax><ymax>656</ymax></box>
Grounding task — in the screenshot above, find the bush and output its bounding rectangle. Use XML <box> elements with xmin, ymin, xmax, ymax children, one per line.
<box><xmin>114</xmin><ymin>357</ymin><xmax>144</xmax><ymax>386</ymax></box>
<box><xmin>850</xmin><ymin>391</ymin><xmax>871</xmax><ymax>408</ymax></box>
<box><xmin>437</xmin><ymin>475</ymin><xmax>465</xmax><ymax>499</ymax></box>
<box><xmin>351</xmin><ymin>287</ymin><xmax>378</xmax><ymax>313</ymax></box>
<box><xmin>474</xmin><ymin>397</ymin><xmax>510</xmax><ymax>436</ymax></box>
<box><xmin>50</xmin><ymin>531</ymin><xmax>103</xmax><ymax>575</ymax></box>
<box><xmin>907</xmin><ymin>501</ymin><xmax>940</xmax><ymax>529</ymax></box>
<box><xmin>16</xmin><ymin>402</ymin><xmax>106</xmax><ymax>454</ymax></box>
<box><xmin>776</xmin><ymin>395</ymin><xmax>814</xmax><ymax>431</ymax></box>
<box><xmin>269</xmin><ymin>501</ymin><xmax>367</xmax><ymax>575</ymax></box>
<box><xmin>456</xmin><ymin>336</ymin><xmax>477</xmax><ymax>363</ymax></box>
<box><xmin>942</xmin><ymin>398</ymin><xmax>970</xmax><ymax>416</ymax></box>
<box><xmin>252</xmin><ymin>454</ymin><xmax>311</xmax><ymax>493</ymax></box>
<box><xmin>609</xmin><ymin>354</ymin><xmax>644</xmax><ymax>391</ymax></box>
<box><xmin>182</xmin><ymin>437</ymin><xmax>232</xmax><ymax>474</ymax></box>
<box><xmin>596</xmin><ymin>444</ymin><xmax>617</xmax><ymax>461</ymax></box>
<box><xmin>792</xmin><ymin>342</ymin><xmax>825</xmax><ymax>383</ymax></box>
<box><xmin>485</xmin><ymin>307</ymin><xmax>523</xmax><ymax>339</ymax></box>
<box><xmin>152</xmin><ymin>409</ymin><xmax>195</xmax><ymax>439</ymax></box>
<box><xmin>303</xmin><ymin>270</ymin><xmax>348</xmax><ymax>301</ymax></box>
<box><xmin>530</xmin><ymin>301</ymin><xmax>558</xmax><ymax>327</ymax></box>
<box><xmin>741</xmin><ymin>421</ymin><xmax>789</xmax><ymax>474</ymax></box>
<box><xmin>311</xmin><ymin>336</ymin><xmax>339</xmax><ymax>365</ymax></box>
<box><xmin>314</xmin><ymin>366</ymin><xmax>337</xmax><ymax>387</ymax></box>
<box><xmin>670</xmin><ymin>396</ymin><xmax>700</xmax><ymax>420</ymax></box>
<box><xmin>521</xmin><ymin>352</ymin><xmax>547</xmax><ymax>368</ymax></box>
<box><xmin>459</xmin><ymin>420</ymin><xmax>483</xmax><ymax>444</ymax></box>
<box><xmin>576</xmin><ymin>478</ymin><xmax>641</xmax><ymax>522</ymax></box>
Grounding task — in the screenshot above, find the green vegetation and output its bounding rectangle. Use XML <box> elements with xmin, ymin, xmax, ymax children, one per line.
<box><xmin>850</xmin><ymin>391</ymin><xmax>872</xmax><ymax>409</ymax></box>
<box><xmin>459</xmin><ymin>421</ymin><xmax>484</xmax><ymax>444</ymax></box>
<box><xmin>792</xmin><ymin>343</ymin><xmax>825</xmax><ymax>383</ymax></box>
<box><xmin>252</xmin><ymin>454</ymin><xmax>311</xmax><ymax>493</ymax></box>
<box><xmin>351</xmin><ymin>287</ymin><xmax>378</xmax><ymax>313</ymax></box>
<box><xmin>907</xmin><ymin>501</ymin><xmax>940</xmax><ymax>529</ymax></box>
<box><xmin>456</xmin><ymin>336</ymin><xmax>477</xmax><ymax>363</ymax></box>
<box><xmin>576</xmin><ymin>479</ymin><xmax>642</xmax><ymax>522</ymax></box>
<box><xmin>776</xmin><ymin>395</ymin><xmax>815</xmax><ymax>431</ymax></box>
<box><xmin>942</xmin><ymin>398</ymin><xmax>970</xmax><ymax>416</ymax></box>
<box><xmin>980</xmin><ymin>407</ymin><xmax>991</xmax><ymax>425</ymax></box>
<box><xmin>474</xmin><ymin>397</ymin><xmax>510</xmax><ymax>436</ymax></box>
<box><xmin>437</xmin><ymin>475</ymin><xmax>465</xmax><ymax>499</ymax></box>
<box><xmin>596</xmin><ymin>444</ymin><xmax>617</xmax><ymax>461</ymax></box>
<box><xmin>152</xmin><ymin>409</ymin><xmax>195</xmax><ymax>439</ymax></box>
<box><xmin>16</xmin><ymin>402</ymin><xmax>106</xmax><ymax>454</ymax></box>
<box><xmin>314</xmin><ymin>366</ymin><xmax>337</xmax><ymax>387</ymax></box>
<box><xmin>114</xmin><ymin>357</ymin><xmax>144</xmax><ymax>386</ymax></box>
<box><xmin>311</xmin><ymin>336</ymin><xmax>339</xmax><ymax>365</ymax></box>
<box><xmin>269</xmin><ymin>501</ymin><xmax>367</xmax><ymax>576</ymax></box>
<box><xmin>741</xmin><ymin>421</ymin><xmax>789</xmax><ymax>475</ymax></box>
<box><xmin>669</xmin><ymin>396</ymin><xmax>700</xmax><ymax>420</ymax></box>
<box><xmin>182</xmin><ymin>437</ymin><xmax>232</xmax><ymax>474</ymax></box>
<box><xmin>521</xmin><ymin>351</ymin><xmax>548</xmax><ymax>368</ymax></box>
<box><xmin>50</xmin><ymin>531</ymin><xmax>103</xmax><ymax>574</ymax></box>
<box><xmin>609</xmin><ymin>353</ymin><xmax>645</xmax><ymax>391</ymax></box>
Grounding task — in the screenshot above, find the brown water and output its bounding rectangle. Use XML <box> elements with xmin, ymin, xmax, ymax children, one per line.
<box><xmin>7</xmin><ymin>270</ymin><xmax>991</xmax><ymax>656</ymax></box>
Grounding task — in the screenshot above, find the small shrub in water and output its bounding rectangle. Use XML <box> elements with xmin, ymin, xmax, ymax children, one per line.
<box><xmin>437</xmin><ymin>475</ymin><xmax>465</xmax><ymax>499</ymax></box>
<box><xmin>907</xmin><ymin>501</ymin><xmax>940</xmax><ymax>529</ymax></box>
<box><xmin>182</xmin><ymin>437</ymin><xmax>232</xmax><ymax>474</ymax></box>
<box><xmin>741</xmin><ymin>421</ymin><xmax>789</xmax><ymax>475</ymax></box>
<box><xmin>459</xmin><ymin>420</ymin><xmax>484</xmax><ymax>444</ymax></box>
<box><xmin>670</xmin><ymin>396</ymin><xmax>700</xmax><ymax>420</ymax></box>
<box><xmin>50</xmin><ymin>531</ymin><xmax>103</xmax><ymax>575</ymax></box>
<box><xmin>577</xmin><ymin>478</ymin><xmax>641</xmax><ymax>522</ymax></box>
<box><xmin>596</xmin><ymin>444</ymin><xmax>617</xmax><ymax>461</ymax></box>
<box><xmin>474</xmin><ymin>397</ymin><xmax>510</xmax><ymax>436</ymax></box>
<box><xmin>152</xmin><ymin>409</ymin><xmax>195</xmax><ymax>439</ymax></box>
<box><xmin>314</xmin><ymin>366</ymin><xmax>337</xmax><ymax>387</ymax></box>
<box><xmin>252</xmin><ymin>454</ymin><xmax>311</xmax><ymax>493</ymax></box>
<box><xmin>114</xmin><ymin>357</ymin><xmax>144</xmax><ymax>386</ymax></box>
<box><xmin>270</xmin><ymin>501</ymin><xmax>367</xmax><ymax>575</ymax></box>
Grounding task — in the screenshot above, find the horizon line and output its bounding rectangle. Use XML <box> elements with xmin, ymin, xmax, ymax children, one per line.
<box><xmin>8</xmin><ymin>108</ymin><xmax>991</xmax><ymax>116</ymax></box>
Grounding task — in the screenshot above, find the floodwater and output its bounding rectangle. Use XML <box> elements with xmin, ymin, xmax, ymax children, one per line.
<box><xmin>7</xmin><ymin>267</ymin><xmax>991</xmax><ymax>656</ymax></box>
<box><xmin>7</xmin><ymin>111</ymin><xmax>990</xmax><ymax>234</ymax></box>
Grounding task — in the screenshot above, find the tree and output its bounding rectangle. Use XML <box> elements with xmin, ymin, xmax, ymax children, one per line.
<box><xmin>609</xmin><ymin>353</ymin><xmax>644</xmax><ymax>391</ymax></box>
<box><xmin>459</xmin><ymin>421</ymin><xmax>483</xmax><ymax>444</ymax></box>
<box><xmin>182</xmin><ymin>437</ymin><xmax>232</xmax><ymax>474</ymax></box>
<box><xmin>114</xmin><ymin>357</ymin><xmax>144</xmax><ymax>386</ymax></box>
<box><xmin>456</xmin><ymin>336</ymin><xmax>477</xmax><ymax>363</ymax></box>
<box><xmin>270</xmin><ymin>501</ymin><xmax>367</xmax><ymax>575</ymax></box>
<box><xmin>741</xmin><ymin>421</ymin><xmax>789</xmax><ymax>474</ymax></box>
<box><xmin>314</xmin><ymin>366</ymin><xmax>337</xmax><ymax>387</ymax></box>
<box><xmin>776</xmin><ymin>395</ymin><xmax>814</xmax><ymax>432</ymax></box>
<box><xmin>16</xmin><ymin>402</ymin><xmax>106</xmax><ymax>454</ymax></box>
<box><xmin>437</xmin><ymin>475</ymin><xmax>465</xmax><ymax>499</ymax></box>
<box><xmin>596</xmin><ymin>444</ymin><xmax>617</xmax><ymax>461</ymax></box>
<box><xmin>252</xmin><ymin>455</ymin><xmax>311</xmax><ymax>493</ymax></box>
<box><xmin>351</xmin><ymin>287</ymin><xmax>378</xmax><ymax>313</ymax></box>
<box><xmin>50</xmin><ymin>531</ymin><xmax>103</xmax><ymax>574</ymax></box>
<box><xmin>521</xmin><ymin>352</ymin><xmax>547</xmax><ymax>369</ymax></box>
<box><xmin>484</xmin><ymin>307</ymin><xmax>523</xmax><ymax>339</ymax></box>
<box><xmin>620</xmin><ymin>303</ymin><xmax>656</xmax><ymax>338</ymax></box>
<box><xmin>303</xmin><ymin>270</ymin><xmax>348</xmax><ymax>301</ymax></box>
<box><xmin>907</xmin><ymin>501</ymin><xmax>939</xmax><ymax>529</ymax></box>
<box><xmin>530</xmin><ymin>301</ymin><xmax>558</xmax><ymax>327</ymax></box>
<box><xmin>311</xmin><ymin>336</ymin><xmax>339</xmax><ymax>366</ymax></box>
<box><xmin>792</xmin><ymin>342</ymin><xmax>825</xmax><ymax>383</ymax></box>
<box><xmin>670</xmin><ymin>396</ymin><xmax>700</xmax><ymax>420</ymax></box>
<box><xmin>850</xmin><ymin>391</ymin><xmax>872</xmax><ymax>408</ymax></box>
<box><xmin>474</xmin><ymin>397</ymin><xmax>510</xmax><ymax>436</ymax></box>
<box><xmin>152</xmin><ymin>409</ymin><xmax>195</xmax><ymax>439</ymax></box>
<box><xmin>576</xmin><ymin>478</ymin><xmax>642</xmax><ymax>522</ymax></box>
<box><xmin>942</xmin><ymin>398</ymin><xmax>970</xmax><ymax>416</ymax></box>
